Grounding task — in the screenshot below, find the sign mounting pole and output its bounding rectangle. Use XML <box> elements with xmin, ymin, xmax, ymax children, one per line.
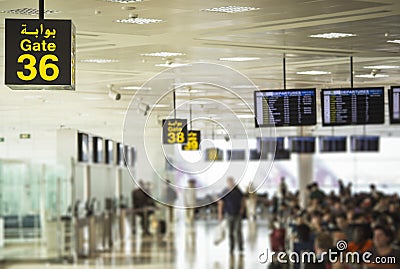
<box><xmin>39</xmin><ymin>0</ymin><xmax>44</xmax><ymax>20</ymax></box>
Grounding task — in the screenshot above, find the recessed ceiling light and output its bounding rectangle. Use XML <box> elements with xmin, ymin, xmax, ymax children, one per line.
<box><xmin>202</xmin><ymin>6</ymin><xmax>260</xmax><ymax>13</ymax></box>
<box><xmin>24</xmin><ymin>95</ymin><xmax>43</xmax><ymax>100</ymax></box>
<box><xmin>355</xmin><ymin>74</ymin><xmax>389</xmax><ymax>78</ymax></box>
<box><xmin>309</xmin><ymin>32</ymin><xmax>356</xmax><ymax>39</ymax></box>
<box><xmin>105</xmin><ymin>0</ymin><xmax>143</xmax><ymax>3</ymax></box>
<box><xmin>364</xmin><ymin>65</ymin><xmax>400</xmax><ymax>69</ymax></box>
<box><xmin>114</xmin><ymin>18</ymin><xmax>163</xmax><ymax>24</ymax></box>
<box><xmin>297</xmin><ymin>71</ymin><xmax>331</xmax><ymax>75</ymax></box>
<box><xmin>80</xmin><ymin>59</ymin><xmax>119</xmax><ymax>63</ymax></box>
<box><xmin>155</xmin><ymin>63</ymin><xmax>190</xmax><ymax>67</ymax></box>
<box><xmin>387</xmin><ymin>40</ymin><xmax>400</xmax><ymax>44</ymax></box>
<box><xmin>120</xmin><ymin>86</ymin><xmax>151</xmax><ymax>90</ymax></box>
<box><xmin>1</xmin><ymin>8</ymin><xmax>61</xmax><ymax>15</ymax></box>
<box><xmin>219</xmin><ymin>57</ymin><xmax>260</xmax><ymax>62</ymax></box>
<box><xmin>152</xmin><ymin>104</ymin><xmax>169</xmax><ymax>108</ymax></box>
<box><xmin>141</xmin><ymin>52</ymin><xmax>185</xmax><ymax>57</ymax></box>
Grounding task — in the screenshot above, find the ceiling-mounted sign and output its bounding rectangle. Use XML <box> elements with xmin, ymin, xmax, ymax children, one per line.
<box><xmin>5</xmin><ymin>19</ymin><xmax>76</xmax><ymax>90</ymax></box>
<box><xmin>162</xmin><ymin>119</ymin><xmax>188</xmax><ymax>144</ymax></box>
<box><xmin>182</xmin><ymin>130</ymin><xmax>201</xmax><ymax>151</ymax></box>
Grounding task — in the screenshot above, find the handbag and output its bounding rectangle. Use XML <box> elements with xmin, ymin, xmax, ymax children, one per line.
<box><xmin>214</xmin><ymin>220</ymin><xmax>227</xmax><ymax>245</ymax></box>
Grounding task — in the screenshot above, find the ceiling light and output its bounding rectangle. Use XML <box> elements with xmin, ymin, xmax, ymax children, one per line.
<box><xmin>387</xmin><ymin>40</ymin><xmax>400</xmax><ymax>44</ymax></box>
<box><xmin>80</xmin><ymin>59</ymin><xmax>119</xmax><ymax>63</ymax></box>
<box><xmin>297</xmin><ymin>71</ymin><xmax>331</xmax><ymax>75</ymax></box>
<box><xmin>114</xmin><ymin>18</ymin><xmax>163</xmax><ymax>24</ymax></box>
<box><xmin>355</xmin><ymin>74</ymin><xmax>389</xmax><ymax>78</ymax></box>
<box><xmin>24</xmin><ymin>95</ymin><xmax>43</xmax><ymax>100</ymax></box>
<box><xmin>364</xmin><ymin>65</ymin><xmax>400</xmax><ymax>69</ymax></box>
<box><xmin>309</xmin><ymin>32</ymin><xmax>356</xmax><ymax>39</ymax></box>
<box><xmin>105</xmin><ymin>0</ymin><xmax>143</xmax><ymax>3</ymax></box>
<box><xmin>119</xmin><ymin>86</ymin><xmax>151</xmax><ymax>90</ymax></box>
<box><xmin>202</xmin><ymin>6</ymin><xmax>260</xmax><ymax>13</ymax></box>
<box><xmin>141</xmin><ymin>52</ymin><xmax>185</xmax><ymax>57</ymax></box>
<box><xmin>155</xmin><ymin>63</ymin><xmax>190</xmax><ymax>67</ymax></box>
<box><xmin>219</xmin><ymin>57</ymin><xmax>260</xmax><ymax>62</ymax></box>
<box><xmin>1</xmin><ymin>8</ymin><xmax>61</xmax><ymax>15</ymax></box>
<box><xmin>152</xmin><ymin>104</ymin><xmax>169</xmax><ymax>108</ymax></box>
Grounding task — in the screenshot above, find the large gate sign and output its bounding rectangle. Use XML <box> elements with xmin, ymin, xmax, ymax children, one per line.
<box><xmin>5</xmin><ymin>19</ymin><xmax>76</xmax><ymax>90</ymax></box>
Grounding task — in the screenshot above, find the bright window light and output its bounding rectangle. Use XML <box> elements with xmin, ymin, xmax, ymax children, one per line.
<box><xmin>387</xmin><ymin>40</ymin><xmax>400</xmax><ymax>44</ymax></box>
<box><xmin>114</xmin><ymin>18</ymin><xmax>163</xmax><ymax>24</ymax></box>
<box><xmin>309</xmin><ymin>32</ymin><xmax>356</xmax><ymax>39</ymax></box>
<box><xmin>141</xmin><ymin>52</ymin><xmax>185</xmax><ymax>57</ymax></box>
<box><xmin>202</xmin><ymin>6</ymin><xmax>260</xmax><ymax>13</ymax></box>
<box><xmin>296</xmin><ymin>71</ymin><xmax>331</xmax><ymax>75</ymax></box>
<box><xmin>219</xmin><ymin>57</ymin><xmax>260</xmax><ymax>62</ymax></box>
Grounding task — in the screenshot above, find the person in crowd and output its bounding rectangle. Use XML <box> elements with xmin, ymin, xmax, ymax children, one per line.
<box><xmin>347</xmin><ymin>224</ymin><xmax>373</xmax><ymax>254</ymax></box>
<box><xmin>218</xmin><ymin>176</ymin><xmax>245</xmax><ymax>255</ymax></box>
<box><xmin>365</xmin><ymin>225</ymin><xmax>400</xmax><ymax>269</ymax></box>
<box><xmin>246</xmin><ymin>183</ymin><xmax>257</xmax><ymax>221</ymax></box>
<box><xmin>303</xmin><ymin>232</ymin><xmax>333</xmax><ymax>269</ymax></box>
<box><xmin>132</xmin><ymin>180</ymin><xmax>155</xmax><ymax>236</ymax></box>
<box><xmin>279</xmin><ymin>177</ymin><xmax>288</xmax><ymax>202</ymax></box>
<box><xmin>335</xmin><ymin>213</ymin><xmax>353</xmax><ymax>242</ymax></box>
<box><xmin>165</xmin><ymin>179</ymin><xmax>177</xmax><ymax>233</ymax></box>
<box><xmin>184</xmin><ymin>178</ymin><xmax>197</xmax><ymax>225</ymax></box>
<box><xmin>309</xmin><ymin>183</ymin><xmax>326</xmax><ymax>204</ymax></box>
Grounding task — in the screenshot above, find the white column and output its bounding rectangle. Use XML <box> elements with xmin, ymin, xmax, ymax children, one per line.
<box><xmin>297</xmin><ymin>127</ymin><xmax>313</xmax><ymax>208</ymax></box>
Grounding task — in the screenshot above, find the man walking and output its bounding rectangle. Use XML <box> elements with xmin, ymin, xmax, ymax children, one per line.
<box><xmin>218</xmin><ymin>176</ymin><xmax>246</xmax><ymax>255</ymax></box>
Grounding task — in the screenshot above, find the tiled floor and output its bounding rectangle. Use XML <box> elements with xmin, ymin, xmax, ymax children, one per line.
<box><xmin>1</xmin><ymin>217</ymin><xmax>272</xmax><ymax>269</ymax></box>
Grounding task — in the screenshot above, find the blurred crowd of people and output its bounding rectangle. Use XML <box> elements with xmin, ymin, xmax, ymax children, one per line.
<box><xmin>267</xmin><ymin>179</ymin><xmax>400</xmax><ymax>269</ymax></box>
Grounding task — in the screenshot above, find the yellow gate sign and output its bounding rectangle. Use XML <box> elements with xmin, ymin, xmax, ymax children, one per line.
<box><xmin>162</xmin><ymin>119</ymin><xmax>188</xmax><ymax>144</ymax></box>
<box><xmin>182</xmin><ymin>130</ymin><xmax>201</xmax><ymax>151</ymax></box>
<box><xmin>5</xmin><ymin>19</ymin><xmax>76</xmax><ymax>90</ymax></box>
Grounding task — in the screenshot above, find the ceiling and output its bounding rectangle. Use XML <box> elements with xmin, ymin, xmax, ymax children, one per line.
<box><xmin>0</xmin><ymin>0</ymin><xmax>400</xmax><ymax>141</ymax></box>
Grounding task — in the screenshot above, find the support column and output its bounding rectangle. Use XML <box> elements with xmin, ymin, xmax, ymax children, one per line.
<box><xmin>297</xmin><ymin>127</ymin><xmax>313</xmax><ymax>208</ymax></box>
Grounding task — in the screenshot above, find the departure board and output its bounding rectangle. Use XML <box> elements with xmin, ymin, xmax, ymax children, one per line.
<box><xmin>389</xmin><ymin>86</ymin><xmax>400</xmax><ymax>124</ymax></box>
<box><xmin>254</xmin><ymin>89</ymin><xmax>316</xmax><ymax>127</ymax></box>
<box><xmin>289</xmin><ymin>136</ymin><xmax>315</xmax><ymax>153</ymax></box>
<box><xmin>321</xmin><ymin>87</ymin><xmax>384</xmax><ymax>126</ymax></box>
<box><xmin>319</xmin><ymin>136</ymin><xmax>347</xmax><ymax>153</ymax></box>
<box><xmin>350</xmin><ymin>135</ymin><xmax>379</xmax><ymax>152</ymax></box>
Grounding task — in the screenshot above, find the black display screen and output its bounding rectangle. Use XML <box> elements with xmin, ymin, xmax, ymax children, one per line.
<box><xmin>350</xmin><ymin>135</ymin><xmax>379</xmax><ymax>152</ymax></box>
<box><xmin>116</xmin><ymin>142</ymin><xmax>124</xmax><ymax>166</ymax></box>
<box><xmin>319</xmin><ymin>136</ymin><xmax>347</xmax><ymax>153</ymax></box>
<box><xmin>289</xmin><ymin>136</ymin><xmax>315</xmax><ymax>153</ymax></box>
<box><xmin>254</xmin><ymin>89</ymin><xmax>316</xmax><ymax>127</ymax></box>
<box><xmin>321</xmin><ymin>87</ymin><xmax>384</xmax><ymax>126</ymax></box>
<box><xmin>92</xmin><ymin>136</ymin><xmax>103</xmax><ymax>163</ymax></box>
<box><xmin>77</xmin><ymin>132</ymin><xmax>89</xmax><ymax>162</ymax></box>
<box><xmin>105</xmin><ymin>139</ymin><xmax>114</xmax><ymax>164</ymax></box>
<box><xmin>389</xmin><ymin>86</ymin><xmax>400</xmax><ymax>124</ymax></box>
<box><xmin>274</xmin><ymin>149</ymin><xmax>291</xmax><ymax>160</ymax></box>
<box><xmin>227</xmin><ymin>150</ymin><xmax>246</xmax><ymax>161</ymax></box>
<box><xmin>256</xmin><ymin>137</ymin><xmax>285</xmax><ymax>155</ymax></box>
<box><xmin>249</xmin><ymin>149</ymin><xmax>268</xmax><ymax>161</ymax></box>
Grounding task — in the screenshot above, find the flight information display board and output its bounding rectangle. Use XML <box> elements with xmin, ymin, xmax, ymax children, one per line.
<box><xmin>319</xmin><ymin>136</ymin><xmax>347</xmax><ymax>153</ymax></box>
<box><xmin>389</xmin><ymin>86</ymin><xmax>400</xmax><ymax>124</ymax></box>
<box><xmin>289</xmin><ymin>136</ymin><xmax>315</xmax><ymax>153</ymax></box>
<box><xmin>350</xmin><ymin>135</ymin><xmax>379</xmax><ymax>152</ymax></box>
<box><xmin>254</xmin><ymin>89</ymin><xmax>316</xmax><ymax>127</ymax></box>
<box><xmin>321</xmin><ymin>87</ymin><xmax>384</xmax><ymax>126</ymax></box>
